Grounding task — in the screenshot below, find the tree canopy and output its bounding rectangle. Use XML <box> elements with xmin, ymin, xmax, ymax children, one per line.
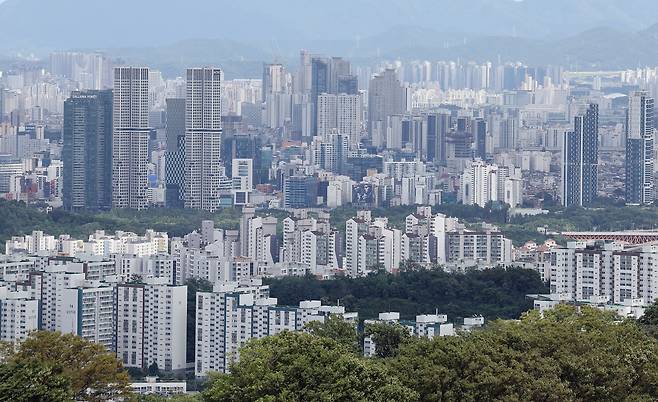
<box><xmin>4</xmin><ymin>331</ymin><xmax>131</xmax><ymax>401</ymax></box>
<box><xmin>201</xmin><ymin>305</ymin><xmax>658</xmax><ymax>402</ymax></box>
<box><xmin>203</xmin><ymin>331</ymin><xmax>418</xmax><ymax>402</ymax></box>
<box><xmin>268</xmin><ymin>267</ymin><xmax>548</xmax><ymax>320</ymax></box>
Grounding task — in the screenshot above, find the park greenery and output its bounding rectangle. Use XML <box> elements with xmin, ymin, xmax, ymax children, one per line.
<box><xmin>268</xmin><ymin>267</ymin><xmax>549</xmax><ymax>320</ymax></box>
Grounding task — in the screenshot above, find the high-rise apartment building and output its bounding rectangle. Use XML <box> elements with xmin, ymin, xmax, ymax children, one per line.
<box><xmin>116</xmin><ymin>280</ymin><xmax>187</xmax><ymax>371</ymax></box>
<box><xmin>63</xmin><ymin>90</ymin><xmax>113</xmax><ymax>211</ymax></box>
<box><xmin>262</xmin><ymin>63</ymin><xmax>285</xmax><ymax>103</ymax></box>
<box><xmin>59</xmin><ymin>282</ymin><xmax>116</xmax><ymax>351</ymax></box>
<box><xmin>562</xmin><ymin>103</ymin><xmax>599</xmax><ymax>207</ymax></box>
<box><xmin>195</xmin><ymin>280</ymin><xmax>357</xmax><ymax>376</ymax></box>
<box><xmin>460</xmin><ymin>160</ymin><xmax>522</xmax><ymax>208</ymax></box>
<box><xmin>184</xmin><ymin>68</ymin><xmax>223</xmax><ymax>211</ymax></box>
<box><xmin>625</xmin><ymin>91</ymin><xmax>655</xmax><ymax>205</ymax></box>
<box><xmin>112</xmin><ymin>67</ymin><xmax>150</xmax><ymax>210</ymax></box>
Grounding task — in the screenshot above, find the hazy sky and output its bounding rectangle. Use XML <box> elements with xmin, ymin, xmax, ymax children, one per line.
<box><xmin>2</xmin><ymin>0</ymin><xmax>658</xmax><ymax>75</ymax></box>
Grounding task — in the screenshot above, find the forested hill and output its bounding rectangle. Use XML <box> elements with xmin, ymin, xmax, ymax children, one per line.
<box><xmin>268</xmin><ymin>268</ymin><xmax>549</xmax><ymax>321</ymax></box>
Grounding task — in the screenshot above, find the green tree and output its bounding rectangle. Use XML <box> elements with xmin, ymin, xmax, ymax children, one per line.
<box><xmin>365</xmin><ymin>322</ymin><xmax>412</xmax><ymax>358</ymax></box>
<box><xmin>389</xmin><ymin>305</ymin><xmax>658</xmax><ymax>402</ymax></box>
<box><xmin>202</xmin><ymin>331</ymin><xmax>418</xmax><ymax>402</ymax></box>
<box><xmin>147</xmin><ymin>361</ymin><xmax>160</xmax><ymax>377</ymax></box>
<box><xmin>639</xmin><ymin>299</ymin><xmax>658</xmax><ymax>326</ymax></box>
<box><xmin>305</xmin><ymin>314</ymin><xmax>360</xmax><ymax>354</ymax></box>
<box><xmin>8</xmin><ymin>331</ymin><xmax>131</xmax><ymax>401</ymax></box>
<box><xmin>0</xmin><ymin>360</ymin><xmax>73</xmax><ymax>401</ymax></box>
<box><xmin>638</xmin><ymin>300</ymin><xmax>658</xmax><ymax>339</ymax></box>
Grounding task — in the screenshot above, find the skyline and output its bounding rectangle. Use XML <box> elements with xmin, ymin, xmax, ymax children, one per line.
<box><xmin>4</xmin><ymin>2</ymin><xmax>658</xmax><ymax>399</ymax></box>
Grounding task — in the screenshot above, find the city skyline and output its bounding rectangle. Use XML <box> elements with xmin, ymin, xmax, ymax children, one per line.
<box><xmin>4</xmin><ymin>2</ymin><xmax>658</xmax><ymax>399</ymax></box>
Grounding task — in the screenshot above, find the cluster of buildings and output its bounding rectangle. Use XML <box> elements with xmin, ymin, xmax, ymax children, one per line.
<box><xmin>516</xmin><ymin>232</ymin><xmax>658</xmax><ymax>317</ymax></box>
<box><xmin>0</xmin><ymin>210</ymin><xmax>503</xmax><ymax>378</ymax></box>
<box><xmin>3</xmin><ymin>49</ymin><xmax>658</xmax><ymax>210</ymax></box>
<box><xmin>561</xmin><ymin>91</ymin><xmax>656</xmax><ymax>207</ymax></box>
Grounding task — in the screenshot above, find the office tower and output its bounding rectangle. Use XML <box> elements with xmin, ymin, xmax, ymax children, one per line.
<box><xmin>298</xmin><ymin>50</ymin><xmax>312</xmax><ymax>94</ymax></box>
<box><xmin>426</xmin><ymin>111</ymin><xmax>450</xmax><ymax>164</ymax></box>
<box><xmin>262</xmin><ymin>63</ymin><xmax>285</xmax><ymax>103</ymax></box>
<box><xmin>284</xmin><ymin>175</ymin><xmax>318</xmax><ymax>208</ymax></box>
<box><xmin>313</xmin><ymin>132</ymin><xmax>349</xmax><ymax>174</ymax></box>
<box><xmin>626</xmin><ymin>91</ymin><xmax>655</xmax><ymax>205</ymax></box>
<box><xmin>231</xmin><ymin>158</ymin><xmax>253</xmax><ymax>205</ymax></box>
<box><xmin>328</xmin><ymin>57</ymin><xmax>351</xmax><ymax>94</ymax></box>
<box><xmin>498</xmin><ymin>116</ymin><xmax>518</xmax><ymax>150</ymax></box>
<box><xmin>116</xmin><ymin>280</ymin><xmax>187</xmax><ymax>371</ymax></box>
<box><xmin>185</xmin><ymin>67</ymin><xmax>223</xmax><ymax>211</ymax></box>
<box><xmin>368</xmin><ymin>69</ymin><xmax>406</xmax><ymax>139</ymax></box>
<box><xmin>112</xmin><ymin>67</ymin><xmax>150</xmax><ymax>210</ymax></box>
<box><xmin>562</xmin><ymin>104</ymin><xmax>599</xmax><ymax>207</ymax></box>
<box><xmin>165</xmin><ymin>98</ymin><xmax>186</xmax><ymax>208</ymax></box>
<box><xmin>62</xmin><ymin>90</ymin><xmax>113</xmax><ymax>211</ymax></box>
<box><xmin>310</xmin><ymin>57</ymin><xmax>329</xmax><ymax>135</ymax></box>
<box><xmin>337</xmin><ymin>75</ymin><xmax>359</xmax><ymax>95</ymax></box>
<box><xmin>473</xmin><ymin>118</ymin><xmax>487</xmax><ymax>160</ymax></box>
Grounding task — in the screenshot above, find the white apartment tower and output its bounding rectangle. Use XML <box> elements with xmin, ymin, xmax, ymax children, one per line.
<box><xmin>112</xmin><ymin>67</ymin><xmax>150</xmax><ymax>210</ymax></box>
<box><xmin>316</xmin><ymin>93</ymin><xmax>362</xmax><ymax>146</ymax></box>
<box><xmin>185</xmin><ymin>67</ymin><xmax>223</xmax><ymax>211</ymax></box>
<box><xmin>59</xmin><ymin>282</ymin><xmax>116</xmax><ymax>351</ymax></box>
<box><xmin>0</xmin><ymin>288</ymin><xmax>39</xmax><ymax>343</ymax></box>
<box><xmin>116</xmin><ymin>280</ymin><xmax>187</xmax><ymax>371</ymax></box>
<box><xmin>336</xmin><ymin>94</ymin><xmax>362</xmax><ymax>146</ymax></box>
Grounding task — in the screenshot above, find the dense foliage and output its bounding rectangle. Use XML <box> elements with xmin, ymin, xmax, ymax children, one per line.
<box><xmin>202</xmin><ymin>305</ymin><xmax>658</xmax><ymax>402</ymax></box>
<box><xmin>0</xmin><ymin>331</ymin><xmax>131</xmax><ymax>401</ymax></box>
<box><xmin>268</xmin><ymin>267</ymin><xmax>548</xmax><ymax>320</ymax></box>
<box><xmin>203</xmin><ymin>332</ymin><xmax>418</xmax><ymax>402</ymax></box>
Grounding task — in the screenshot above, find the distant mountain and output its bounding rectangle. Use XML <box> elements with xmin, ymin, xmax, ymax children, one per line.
<box><xmin>1</xmin><ymin>0</ymin><xmax>658</xmax><ymax>52</ymax></box>
<box><xmin>2</xmin><ymin>0</ymin><xmax>658</xmax><ymax>77</ymax></box>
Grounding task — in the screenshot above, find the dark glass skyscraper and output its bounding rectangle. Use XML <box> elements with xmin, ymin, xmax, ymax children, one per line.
<box><xmin>562</xmin><ymin>103</ymin><xmax>598</xmax><ymax>207</ymax></box>
<box><xmin>284</xmin><ymin>175</ymin><xmax>318</xmax><ymax>208</ymax></box>
<box><xmin>473</xmin><ymin>118</ymin><xmax>487</xmax><ymax>160</ymax></box>
<box><xmin>165</xmin><ymin>98</ymin><xmax>186</xmax><ymax>208</ymax></box>
<box><xmin>311</xmin><ymin>57</ymin><xmax>329</xmax><ymax>135</ymax></box>
<box><xmin>625</xmin><ymin>91</ymin><xmax>655</xmax><ymax>205</ymax></box>
<box><xmin>62</xmin><ymin>90</ymin><xmax>113</xmax><ymax>211</ymax></box>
